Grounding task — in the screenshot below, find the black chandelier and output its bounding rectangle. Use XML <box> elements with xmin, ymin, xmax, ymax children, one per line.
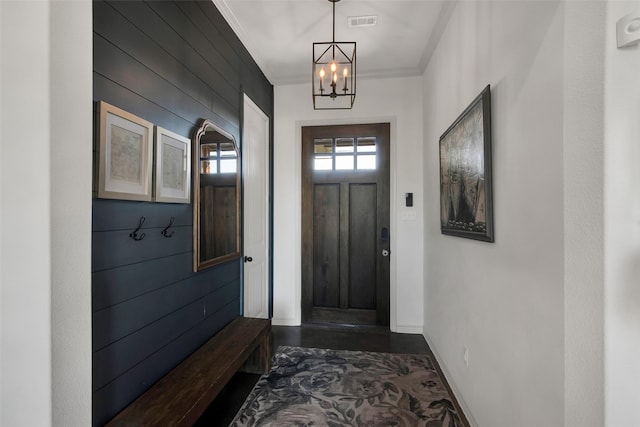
<box><xmin>312</xmin><ymin>0</ymin><xmax>356</xmax><ymax>110</ymax></box>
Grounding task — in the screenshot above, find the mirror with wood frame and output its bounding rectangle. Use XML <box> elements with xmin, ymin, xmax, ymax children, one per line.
<box><xmin>192</xmin><ymin>119</ymin><xmax>241</xmax><ymax>271</ymax></box>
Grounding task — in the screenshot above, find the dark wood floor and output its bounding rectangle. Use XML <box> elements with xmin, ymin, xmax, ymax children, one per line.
<box><xmin>196</xmin><ymin>324</ymin><xmax>454</xmax><ymax>426</ymax></box>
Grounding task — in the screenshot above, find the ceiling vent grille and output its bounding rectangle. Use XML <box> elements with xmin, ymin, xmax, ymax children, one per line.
<box><xmin>348</xmin><ymin>15</ymin><xmax>377</xmax><ymax>27</ymax></box>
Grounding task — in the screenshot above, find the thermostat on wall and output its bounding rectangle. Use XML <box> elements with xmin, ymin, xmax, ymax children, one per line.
<box><xmin>617</xmin><ymin>12</ymin><xmax>640</xmax><ymax>48</ymax></box>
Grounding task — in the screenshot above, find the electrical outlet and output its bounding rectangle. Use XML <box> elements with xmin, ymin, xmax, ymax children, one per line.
<box><xmin>463</xmin><ymin>347</ymin><xmax>469</xmax><ymax>367</ymax></box>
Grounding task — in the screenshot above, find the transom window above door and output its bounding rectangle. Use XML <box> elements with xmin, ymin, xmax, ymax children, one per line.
<box><xmin>313</xmin><ymin>137</ymin><xmax>377</xmax><ymax>171</ymax></box>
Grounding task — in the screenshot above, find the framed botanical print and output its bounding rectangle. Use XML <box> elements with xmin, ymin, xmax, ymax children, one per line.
<box><xmin>153</xmin><ymin>126</ymin><xmax>191</xmax><ymax>203</ymax></box>
<box><xmin>439</xmin><ymin>85</ymin><xmax>494</xmax><ymax>242</ymax></box>
<box><xmin>97</xmin><ymin>101</ymin><xmax>153</xmax><ymax>201</ymax></box>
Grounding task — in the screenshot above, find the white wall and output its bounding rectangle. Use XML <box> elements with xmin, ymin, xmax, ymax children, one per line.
<box><xmin>563</xmin><ymin>2</ymin><xmax>606</xmax><ymax>426</ymax></box>
<box><xmin>422</xmin><ymin>2</ymin><xmax>566</xmax><ymax>425</ymax></box>
<box><xmin>603</xmin><ymin>1</ymin><xmax>640</xmax><ymax>425</ymax></box>
<box><xmin>0</xmin><ymin>0</ymin><xmax>92</xmax><ymax>425</ymax></box>
<box><xmin>1</xmin><ymin>2</ymin><xmax>53</xmax><ymax>424</ymax></box>
<box><xmin>50</xmin><ymin>1</ymin><xmax>93</xmax><ymax>425</ymax></box>
<box><xmin>273</xmin><ymin>76</ymin><xmax>424</xmax><ymax>332</ymax></box>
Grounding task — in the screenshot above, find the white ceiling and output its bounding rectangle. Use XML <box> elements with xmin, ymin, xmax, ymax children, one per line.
<box><xmin>213</xmin><ymin>0</ymin><xmax>455</xmax><ymax>85</ymax></box>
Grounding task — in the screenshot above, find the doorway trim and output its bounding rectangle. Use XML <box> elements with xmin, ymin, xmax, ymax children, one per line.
<box><xmin>288</xmin><ymin>117</ymin><xmax>399</xmax><ymax>332</ymax></box>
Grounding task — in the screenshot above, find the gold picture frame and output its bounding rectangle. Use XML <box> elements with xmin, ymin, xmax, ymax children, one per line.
<box><xmin>153</xmin><ymin>126</ymin><xmax>191</xmax><ymax>203</ymax></box>
<box><xmin>97</xmin><ymin>101</ymin><xmax>153</xmax><ymax>201</ymax></box>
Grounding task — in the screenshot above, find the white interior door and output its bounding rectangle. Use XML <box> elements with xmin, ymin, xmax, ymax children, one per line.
<box><xmin>242</xmin><ymin>94</ymin><xmax>270</xmax><ymax>319</ymax></box>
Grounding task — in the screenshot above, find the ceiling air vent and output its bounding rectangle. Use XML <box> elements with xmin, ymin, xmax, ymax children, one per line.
<box><xmin>348</xmin><ymin>15</ymin><xmax>377</xmax><ymax>27</ymax></box>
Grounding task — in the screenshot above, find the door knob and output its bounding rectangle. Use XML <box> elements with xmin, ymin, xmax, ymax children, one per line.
<box><xmin>244</xmin><ymin>256</ymin><xmax>253</xmax><ymax>263</ymax></box>
<box><xmin>382</xmin><ymin>249</ymin><xmax>390</xmax><ymax>257</ymax></box>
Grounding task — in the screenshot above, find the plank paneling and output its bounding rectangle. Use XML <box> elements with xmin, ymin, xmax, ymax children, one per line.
<box><xmin>194</xmin><ymin>1</ymin><xmax>271</xmax><ymax>97</ymax></box>
<box><xmin>92</xmin><ymin>227</ymin><xmax>191</xmax><ymax>271</ymax></box>
<box><xmin>93</xmin><ymin>281</ymin><xmax>238</xmax><ymax>390</ymax></box>
<box><xmin>92</xmin><ymin>199</ymin><xmax>191</xmax><ymax>231</ymax></box>
<box><xmin>93</xmin><ymin>273</ymin><xmax>238</xmax><ymax>350</ymax></box>
<box><xmin>185</xmin><ymin>1</ymin><xmax>244</xmax><ymax>73</ymax></box>
<box><xmin>193</xmin><ymin>1</ymin><xmax>272</xmax><ymax>111</ymax></box>
<box><xmin>106</xmin><ymin>0</ymin><xmax>240</xmax><ymax>110</ymax></box>
<box><xmin>94</xmin><ymin>35</ymin><xmax>224</xmax><ymax>127</ymax></box>
<box><xmin>94</xmin><ymin>73</ymin><xmax>198</xmax><ymax>138</ymax></box>
<box><xmin>92</xmin><ymin>301</ymin><xmax>239</xmax><ymax>426</ymax></box>
<box><xmin>93</xmin><ymin>252</ymin><xmax>192</xmax><ymax>311</ymax></box>
<box><xmin>92</xmin><ymin>0</ymin><xmax>273</xmax><ymax>424</ymax></box>
<box><xmin>147</xmin><ymin>1</ymin><xmax>241</xmax><ymax>89</ymax></box>
<box><xmin>92</xmin><ymin>1</ymin><xmax>215</xmax><ymax>110</ymax></box>
<box><xmin>93</xmin><ymin>299</ymin><xmax>205</xmax><ymax>391</ymax></box>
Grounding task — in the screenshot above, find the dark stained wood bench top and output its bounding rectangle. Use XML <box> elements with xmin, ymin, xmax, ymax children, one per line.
<box><xmin>106</xmin><ymin>316</ymin><xmax>271</xmax><ymax>427</ymax></box>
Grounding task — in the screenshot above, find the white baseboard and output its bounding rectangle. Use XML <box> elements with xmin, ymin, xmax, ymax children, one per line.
<box><xmin>271</xmin><ymin>320</ymin><xmax>423</xmax><ymax>332</ymax></box>
<box><xmin>395</xmin><ymin>324</ymin><xmax>424</xmax><ymax>334</ymax></box>
<box><xmin>423</xmin><ymin>329</ymin><xmax>478</xmax><ymax>427</ymax></box>
<box><xmin>271</xmin><ymin>318</ymin><xmax>301</xmax><ymax>326</ymax></box>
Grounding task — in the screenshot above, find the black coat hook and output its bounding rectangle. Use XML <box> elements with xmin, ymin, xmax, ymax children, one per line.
<box><xmin>130</xmin><ymin>216</ymin><xmax>146</xmax><ymax>241</ymax></box>
<box><xmin>161</xmin><ymin>217</ymin><xmax>175</xmax><ymax>238</ymax></box>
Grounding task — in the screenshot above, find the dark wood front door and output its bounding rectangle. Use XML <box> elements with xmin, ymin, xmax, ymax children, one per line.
<box><xmin>302</xmin><ymin>123</ymin><xmax>390</xmax><ymax>326</ymax></box>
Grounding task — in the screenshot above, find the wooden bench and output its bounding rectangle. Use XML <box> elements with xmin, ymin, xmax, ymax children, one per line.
<box><xmin>106</xmin><ymin>316</ymin><xmax>271</xmax><ymax>426</ymax></box>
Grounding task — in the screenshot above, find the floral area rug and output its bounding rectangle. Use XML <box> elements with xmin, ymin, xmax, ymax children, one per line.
<box><xmin>230</xmin><ymin>346</ymin><xmax>467</xmax><ymax>426</ymax></box>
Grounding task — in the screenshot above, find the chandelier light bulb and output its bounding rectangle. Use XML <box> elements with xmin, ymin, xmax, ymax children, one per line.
<box><xmin>318</xmin><ymin>68</ymin><xmax>326</xmax><ymax>93</ymax></box>
<box><xmin>330</xmin><ymin>61</ymin><xmax>337</xmax><ymax>73</ymax></box>
<box><xmin>342</xmin><ymin>67</ymin><xmax>348</xmax><ymax>91</ymax></box>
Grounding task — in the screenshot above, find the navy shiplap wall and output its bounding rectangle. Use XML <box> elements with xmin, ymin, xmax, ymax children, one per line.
<box><xmin>92</xmin><ymin>1</ymin><xmax>273</xmax><ymax>425</ymax></box>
